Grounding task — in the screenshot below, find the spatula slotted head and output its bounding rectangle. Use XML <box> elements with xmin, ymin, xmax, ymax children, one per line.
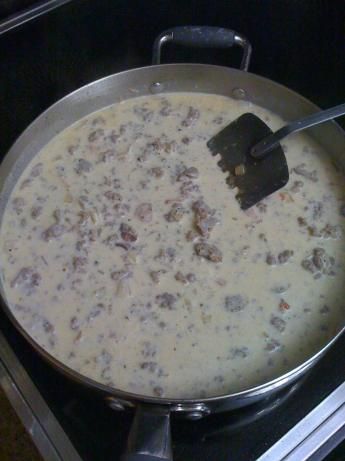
<box><xmin>207</xmin><ymin>113</ymin><xmax>289</xmax><ymax>210</ymax></box>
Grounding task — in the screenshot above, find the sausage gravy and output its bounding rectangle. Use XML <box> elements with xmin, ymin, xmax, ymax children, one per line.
<box><xmin>0</xmin><ymin>93</ymin><xmax>344</xmax><ymax>398</ymax></box>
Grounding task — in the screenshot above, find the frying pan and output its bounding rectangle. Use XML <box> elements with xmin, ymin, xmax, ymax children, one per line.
<box><xmin>0</xmin><ymin>26</ymin><xmax>344</xmax><ymax>461</ymax></box>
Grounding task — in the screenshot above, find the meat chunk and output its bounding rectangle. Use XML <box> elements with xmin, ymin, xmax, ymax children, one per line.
<box><xmin>270</xmin><ymin>315</ymin><xmax>286</xmax><ymax>332</ymax></box>
<box><xmin>88</xmin><ymin>128</ymin><xmax>104</xmax><ymax>142</ymax></box>
<box><xmin>279</xmin><ymin>191</ymin><xmax>294</xmax><ymax>203</ymax></box>
<box><xmin>53</xmin><ymin>209</ymin><xmax>63</xmax><ymax>223</ymax></box>
<box><xmin>31</xmin><ymin>206</ymin><xmax>43</xmax><ymax>219</ymax></box>
<box><xmin>192</xmin><ymin>199</ymin><xmax>218</xmax><ymax>238</ymax></box>
<box><xmin>140</xmin><ymin>361</ymin><xmax>158</xmax><ymax>373</ymax></box>
<box><xmin>154</xmin><ymin>247</ymin><xmax>176</xmax><ymax>264</ymax></box>
<box><xmin>256</xmin><ymin>202</ymin><xmax>267</xmax><ymax>213</ymax></box>
<box><xmin>103</xmin><ymin>233</ymin><xmax>119</xmax><ymax>249</ymax></box>
<box><xmin>78</xmin><ymin>209</ymin><xmax>99</xmax><ymax>226</ymax></box>
<box><xmin>120</xmin><ymin>223</ymin><xmax>138</xmax><ymax>242</ymax></box>
<box><xmin>20</xmin><ymin>177</ymin><xmax>33</xmax><ymax>189</ymax></box>
<box><xmin>278</xmin><ymin>250</ymin><xmax>294</xmax><ymax>264</ymax></box>
<box><xmin>181</xmin><ymin>106</ymin><xmax>200</xmax><ymax>127</ymax></box>
<box><xmin>271</xmin><ymin>284</ymin><xmax>290</xmax><ymax>294</ymax></box>
<box><xmin>320</xmin><ymin>305</ymin><xmax>330</xmax><ymax>315</ymax></box>
<box><xmin>135</xmin><ymin>203</ymin><xmax>152</xmax><ymax>223</ymax></box>
<box><xmin>292</xmin><ymin>163</ymin><xmax>318</xmax><ymax>182</ymax></box>
<box><xmin>266</xmin><ymin>253</ymin><xmax>277</xmax><ymax>266</ymax></box>
<box><xmin>309</xmin><ymin>201</ymin><xmax>323</xmax><ymax>220</ymax></box>
<box><xmin>149</xmin><ymin>167</ymin><xmax>164</xmax><ymax>178</ymax></box>
<box><xmin>229</xmin><ymin>347</ymin><xmax>249</xmax><ymax>359</ymax></box>
<box><xmin>74</xmin><ymin>158</ymin><xmax>93</xmax><ymax>174</ymax></box>
<box><xmin>155</xmin><ymin>293</ymin><xmax>177</xmax><ymax>310</ymax></box>
<box><xmin>100</xmin><ymin>149</ymin><xmax>115</xmax><ymax>163</ymax></box>
<box><xmin>109</xmin><ymin>129</ymin><xmax>121</xmax><ymax>144</ymax></box>
<box><xmin>298</xmin><ymin>215</ymin><xmax>341</xmax><ymax>240</ymax></box>
<box><xmin>224</xmin><ymin>295</ymin><xmax>248</xmax><ymax>312</ymax></box>
<box><xmin>279</xmin><ymin>299</ymin><xmax>290</xmax><ymax>311</ymax></box>
<box><xmin>113</xmin><ymin>203</ymin><xmax>130</xmax><ymax>219</ymax></box>
<box><xmin>12</xmin><ymin>197</ymin><xmax>26</xmax><ymax>215</ymax></box>
<box><xmin>160</xmin><ymin>140</ymin><xmax>177</xmax><ymax>154</ymax></box>
<box><xmin>265</xmin><ymin>337</ymin><xmax>282</xmax><ymax>352</ymax></box>
<box><xmin>266</xmin><ymin>250</ymin><xmax>294</xmax><ymax>265</ymax></box>
<box><xmin>148</xmin><ymin>137</ymin><xmax>176</xmax><ymax>156</ymax></box>
<box><xmin>133</xmin><ymin>105</ymin><xmax>153</xmax><ymax>122</ymax></box>
<box><xmin>87</xmin><ymin>303</ymin><xmax>105</xmax><ymax>322</ymax></box>
<box><xmin>42</xmin><ymin>319</ymin><xmax>54</xmax><ymax>333</ymax></box>
<box><xmin>153</xmin><ymin>386</ymin><xmax>164</xmax><ymax>397</ymax></box>
<box><xmin>91</xmin><ymin>116</ymin><xmax>105</xmax><ymax>126</ymax></box>
<box><xmin>174</xmin><ymin>271</ymin><xmax>187</xmax><ymax>284</ymax></box>
<box><xmin>73</xmin><ymin>256</ymin><xmax>88</xmax><ymax>273</ymax></box>
<box><xmin>290</xmin><ymin>180</ymin><xmax>304</xmax><ymax>193</ymax></box>
<box><xmin>195</xmin><ymin>215</ymin><xmax>218</xmax><ymax>239</ymax></box>
<box><xmin>165</xmin><ymin>203</ymin><xmax>186</xmax><ymax>222</ymax></box>
<box><xmin>313</xmin><ymin>248</ymin><xmax>334</xmax><ymax>271</ymax></box>
<box><xmin>180</xmin><ymin>181</ymin><xmax>200</xmax><ymax>197</ymax></box>
<box><xmin>41</xmin><ymin>224</ymin><xmax>66</xmax><ymax>241</ymax></box>
<box><xmin>67</xmin><ymin>144</ymin><xmax>79</xmax><ymax>155</ymax></box>
<box><xmin>159</xmin><ymin>99</ymin><xmax>172</xmax><ymax>116</ymax></box>
<box><xmin>150</xmin><ymin>270</ymin><xmax>166</xmax><ymax>284</ymax></box>
<box><xmin>194</xmin><ymin>243</ymin><xmax>223</xmax><ymax>262</ymax></box>
<box><xmin>104</xmin><ymin>191</ymin><xmax>122</xmax><ymax>202</ymax></box>
<box><xmin>11</xmin><ymin>267</ymin><xmax>41</xmax><ymax>295</ymax></box>
<box><xmin>185</xmin><ymin>229</ymin><xmax>199</xmax><ymax>242</ymax></box>
<box><xmin>141</xmin><ymin>341</ymin><xmax>157</xmax><ymax>358</ymax></box>
<box><xmin>297</xmin><ymin>216</ymin><xmax>308</xmax><ymax>227</ymax></box>
<box><xmin>177</xmin><ymin>167</ymin><xmax>199</xmax><ymax>181</ymax></box>
<box><xmin>136</xmin><ymin>139</ymin><xmax>162</xmax><ymax>162</ymax></box>
<box><xmin>193</xmin><ymin>199</ymin><xmax>212</xmax><ymax>216</ymax></box>
<box><xmin>319</xmin><ymin>224</ymin><xmax>342</xmax><ymax>240</ymax></box>
<box><xmin>30</xmin><ymin>163</ymin><xmax>43</xmax><ymax>178</ymax></box>
<box><xmin>301</xmin><ymin>247</ymin><xmax>336</xmax><ymax>277</ymax></box>
<box><xmin>175</xmin><ymin>271</ymin><xmax>196</xmax><ymax>284</ymax></box>
<box><xmin>70</xmin><ymin>316</ymin><xmax>80</xmax><ymax>330</ymax></box>
<box><xmin>97</xmin><ymin>349</ymin><xmax>113</xmax><ymax>368</ymax></box>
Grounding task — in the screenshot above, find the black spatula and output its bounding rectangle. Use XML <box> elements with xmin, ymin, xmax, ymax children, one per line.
<box><xmin>207</xmin><ymin>103</ymin><xmax>345</xmax><ymax>210</ymax></box>
<box><xmin>207</xmin><ymin>113</ymin><xmax>288</xmax><ymax>210</ymax></box>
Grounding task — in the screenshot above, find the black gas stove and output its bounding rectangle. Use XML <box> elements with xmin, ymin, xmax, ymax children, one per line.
<box><xmin>0</xmin><ymin>1</ymin><xmax>345</xmax><ymax>460</ymax></box>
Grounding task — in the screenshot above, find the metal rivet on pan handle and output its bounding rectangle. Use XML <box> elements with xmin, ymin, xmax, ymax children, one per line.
<box><xmin>150</xmin><ymin>82</ymin><xmax>164</xmax><ymax>94</ymax></box>
<box><xmin>152</xmin><ymin>25</ymin><xmax>252</xmax><ymax>71</ymax></box>
<box><xmin>106</xmin><ymin>396</ymin><xmax>135</xmax><ymax>411</ymax></box>
<box><xmin>171</xmin><ymin>403</ymin><xmax>211</xmax><ymax>419</ymax></box>
<box><xmin>232</xmin><ymin>87</ymin><xmax>247</xmax><ymax>100</ymax></box>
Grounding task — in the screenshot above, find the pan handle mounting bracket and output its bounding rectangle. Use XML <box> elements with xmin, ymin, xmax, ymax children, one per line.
<box><xmin>120</xmin><ymin>404</ymin><xmax>172</xmax><ymax>461</ymax></box>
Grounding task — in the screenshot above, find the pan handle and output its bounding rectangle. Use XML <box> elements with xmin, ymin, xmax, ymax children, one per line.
<box><xmin>152</xmin><ymin>26</ymin><xmax>252</xmax><ymax>71</ymax></box>
<box><xmin>120</xmin><ymin>404</ymin><xmax>172</xmax><ymax>461</ymax></box>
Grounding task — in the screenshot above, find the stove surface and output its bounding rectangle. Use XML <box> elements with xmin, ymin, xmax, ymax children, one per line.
<box><xmin>0</xmin><ymin>1</ymin><xmax>345</xmax><ymax>460</ymax></box>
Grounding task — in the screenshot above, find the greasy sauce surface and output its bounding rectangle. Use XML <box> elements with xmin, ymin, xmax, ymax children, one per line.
<box><xmin>1</xmin><ymin>93</ymin><xmax>344</xmax><ymax>399</ymax></box>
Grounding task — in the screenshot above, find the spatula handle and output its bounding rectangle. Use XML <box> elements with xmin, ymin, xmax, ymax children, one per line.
<box><xmin>251</xmin><ymin>102</ymin><xmax>345</xmax><ymax>159</ymax></box>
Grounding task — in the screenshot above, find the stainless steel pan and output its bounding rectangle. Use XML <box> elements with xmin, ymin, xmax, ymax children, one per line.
<box><xmin>0</xmin><ymin>27</ymin><xmax>344</xmax><ymax>461</ymax></box>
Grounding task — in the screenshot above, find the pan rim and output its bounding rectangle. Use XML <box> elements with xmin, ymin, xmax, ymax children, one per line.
<box><xmin>1</xmin><ymin>62</ymin><xmax>344</xmax><ymax>406</ymax></box>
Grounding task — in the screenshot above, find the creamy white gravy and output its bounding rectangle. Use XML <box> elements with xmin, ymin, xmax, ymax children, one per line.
<box><xmin>0</xmin><ymin>93</ymin><xmax>344</xmax><ymax>399</ymax></box>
